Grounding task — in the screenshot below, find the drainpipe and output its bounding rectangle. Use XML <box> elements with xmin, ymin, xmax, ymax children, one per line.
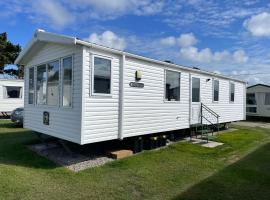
<box><xmin>118</xmin><ymin>54</ymin><xmax>125</xmax><ymax>140</ymax></box>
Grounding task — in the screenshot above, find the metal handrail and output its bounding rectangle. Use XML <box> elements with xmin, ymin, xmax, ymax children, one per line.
<box><xmin>201</xmin><ymin>115</ymin><xmax>218</xmax><ymax>129</ymax></box>
<box><xmin>201</xmin><ymin>103</ymin><xmax>220</xmax><ymax>118</ymax></box>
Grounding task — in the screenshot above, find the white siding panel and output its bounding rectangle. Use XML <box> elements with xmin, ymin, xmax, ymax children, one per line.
<box><xmin>123</xmin><ymin>58</ymin><xmax>190</xmax><ymax>138</ymax></box>
<box><xmin>24</xmin><ymin>43</ymin><xmax>82</xmax><ymax>144</ymax></box>
<box><xmin>82</xmin><ymin>48</ymin><xmax>120</xmax><ymax>144</ymax></box>
<box><xmin>191</xmin><ymin>73</ymin><xmax>245</xmax><ymax>124</ymax></box>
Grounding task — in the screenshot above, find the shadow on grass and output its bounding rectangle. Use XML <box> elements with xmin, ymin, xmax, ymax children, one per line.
<box><xmin>173</xmin><ymin>142</ymin><xmax>270</xmax><ymax>200</ymax></box>
<box><xmin>0</xmin><ymin>129</ymin><xmax>58</xmax><ymax>170</ymax></box>
<box><xmin>0</xmin><ymin>122</ymin><xmax>23</xmax><ymax>129</ymax></box>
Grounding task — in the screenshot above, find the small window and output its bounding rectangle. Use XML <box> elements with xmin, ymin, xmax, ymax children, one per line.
<box><xmin>28</xmin><ymin>67</ymin><xmax>35</xmax><ymax>104</ymax></box>
<box><xmin>247</xmin><ymin>93</ymin><xmax>256</xmax><ymax>105</ymax></box>
<box><xmin>36</xmin><ymin>64</ymin><xmax>47</xmax><ymax>105</ymax></box>
<box><xmin>230</xmin><ymin>83</ymin><xmax>235</xmax><ymax>102</ymax></box>
<box><xmin>192</xmin><ymin>77</ymin><xmax>200</xmax><ymax>102</ymax></box>
<box><xmin>265</xmin><ymin>93</ymin><xmax>270</xmax><ymax>105</ymax></box>
<box><xmin>47</xmin><ymin>60</ymin><xmax>60</xmax><ymax>106</ymax></box>
<box><xmin>213</xmin><ymin>80</ymin><xmax>219</xmax><ymax>102</ymax></box>
<box><xmin>93</xmin><ymin>57</ymin><xmax>111</xmax><ymax>94</ymax></box>
<box><xmin>165</xmin><ymin>70</ymin><xmax>180</xmax><ymax>101</ymax></box>
<box><xmin>246</xmin><ymin>107</ymin><xmax>257</xmax><ymax>113</ymax></box>
<box><xmin>62</xmin><ymin>57</ymin><xmax>73</xmax><ymax>107</ymax></box>
<box><xmin>4</xmin><ymin>86</ymin><xmax>22</xmax><ymax>98</ymax></box>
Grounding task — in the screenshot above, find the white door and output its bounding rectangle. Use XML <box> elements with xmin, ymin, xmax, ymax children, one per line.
<box><xmin>190</xmin><ymin>76</ymin><xmax>201</xmax><ymax>124</ymax></box>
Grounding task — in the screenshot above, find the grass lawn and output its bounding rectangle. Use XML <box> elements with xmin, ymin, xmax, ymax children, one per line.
<box><xmin>0</xmin><ymin>120</ymin><xmax>270</xmax><ymax>200</ymax></box>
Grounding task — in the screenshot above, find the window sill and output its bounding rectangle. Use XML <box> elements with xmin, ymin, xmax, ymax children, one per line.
<box><xmin>163</xmin><ymin>100</ymin><xmax>181</xmax><ymax>103</ymax></box>
<box><xmin>91</xmin><ymin>93</ymin><xmax>113</xmax><ymax>98</ymax></box>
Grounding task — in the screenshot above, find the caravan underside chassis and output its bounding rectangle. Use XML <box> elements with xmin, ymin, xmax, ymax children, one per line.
<box><xmin>127</xmin><ymin>123</ymin><xmax>229</xmax><ymax>152</ymax></box>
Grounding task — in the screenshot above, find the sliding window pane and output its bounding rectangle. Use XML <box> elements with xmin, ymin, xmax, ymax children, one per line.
<box><xmin>192</xmin><ymin>77</ymin><xmax>200</xmax><ymax>102</ymax></box>
<box><xmin>213</xmin><ymin>80</ymin><xmax>219</xmax><ymax>101</ymax></box>
<box><xmin>62</xmin><ymin>57</ymin><xmax>72</xmax><ymax>107</ymax></box>
<box><xmin>36</xmin><ymin>65</ymin><xmax>47</xmax><ymax>105</ymax></box>
<box><xmin>94</xmin><ymin>57</ymin><xmax>111</xmax><ymax>94</ymax></box>
<box><xmin>29</xmin><ymin>67</ymin><xmax>35</xmax><ymax>104</ymax></box>
<box><xmin>165</xmin><ymin>70</ymin><xmax>180</xmax><ymax>101</ymax></box>
<box><xmin>47</xmin><ymin>60</ymin><xmax>59</xmax><ymax>106</ymax></box>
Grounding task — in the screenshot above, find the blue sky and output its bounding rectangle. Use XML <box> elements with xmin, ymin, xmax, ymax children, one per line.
<box><xmin>1</xmin><ymin>0</ymin><xmax>270</xmax><ymax>85</ymax></box>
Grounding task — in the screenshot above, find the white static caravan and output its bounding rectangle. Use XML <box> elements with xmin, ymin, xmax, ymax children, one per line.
<box><xmin>246</xmin><ymin>84</ymin><xmax>270</xmax><ymax>117</ymax></box>
<box><xmin>15</xmin><ymin>30</ymin><xmax>246</xmax><ymax>145</ymax></box>
<box><xmin>0</xmin><ymin>79</ymin><xmax>24</xmax><ymax>113</ymax></box>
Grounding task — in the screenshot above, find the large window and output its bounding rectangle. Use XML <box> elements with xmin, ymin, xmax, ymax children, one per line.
<box><xmin>213</xmin><ymin>80</ymin><xmax>219</xmax><ymax>102</ymax></box>
<box><xmin>36</xmin><ymin>64</ymin><xmax>47</xmax><ymax>105</ymax></box>
<box><xmin>29</xmin><ymin>56</ymin><xmax>73</xmax><ymax>107</ymax></box>
<box><xmin>4</xmin><ymin>86</ymin><xmax>22</xmax><ymax>98</ymax></box>
<box><xmin>29</xmin><ymin>67</ymin><xmax>35</xmax><ymax>104</ymax></box>
<box><xmin>47</xmin><ymin>60</ymin><xmax>59</xmax><ymax>106</ymax></box>
<box><xmin>165</xmin><ymin>70</ymin><xmax>180</xmax><ymax>101</ymax></box>
<box><xmin>265</xmin><ymin>93</ymin><xmax>270</xmax><ymax>105</ymax></box>
<box><xmin>230</xmin><ymin>82</ymin><xmax>235</xmax><ymax>102</ymax></box>
<box><xmin>62</xmin><ymin>57</ymin><xmax>72</xmax><ymax>107</ymax></box>
<box><xmin>247</xmin><ymin>93</ymin><xmax>256</xmax><ymax>105</ymax></box>
<box><xmin>192</xmin><ymin>77</ymin><xmax>200</xmax><ymax>102</ymax></box>
<box><xmin>93</xmin><ymin>56</ymin><xmax>111</xmax><ymax>94</ymax></box>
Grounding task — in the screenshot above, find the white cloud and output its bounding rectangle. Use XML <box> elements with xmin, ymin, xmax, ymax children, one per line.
<box><xmin>233</xmin><ymin>50</ymin><xmax>249</xmax><ymax>63</ymax></box>
<box><xmin>65</xmin><ymin>0</ymin><xmax>164</xmax><ymax>20</ymax></box>
<box><xmin>86</xmin><ymin>30</ymin><xmax>127</xmax><ymax>50</ymax></box>
<box><xmin>177</xmin><ymin>33</ymin><xmax>197</xmax><ymax>47</ymax></box>
<box><xmin>0</xmin><ymin>0</ymin><xmax>164</xmax><ymax>29</ymax></box>
<box><xmin>30</xmin><ymin>0</ymin><xmax>75</xmax><ymax>28</ymax></box>
<box><xmin>180</xmin><ymin>47</ymin><xmax>248</xmax><ymax>63</ymax></box>
<box><xmin>160</xmin><ymin>33</ymin><xmax>197</xmax><ymax>47</ymax></box>
<box><xmin>244</xmin><ymin>12</ymin><xmax>270</xmax><ymax>37</ymax></box>
<box><xmin>160</xmin><ymin>36</ymin><xmax>176</xmax><ymax>46</ymax></box>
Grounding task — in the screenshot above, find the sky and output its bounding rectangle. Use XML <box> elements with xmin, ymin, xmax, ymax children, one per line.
<box><xmin>1</xmin><ymin>0</ymin><xmax>270</xmax><ymax>85</ymax></box>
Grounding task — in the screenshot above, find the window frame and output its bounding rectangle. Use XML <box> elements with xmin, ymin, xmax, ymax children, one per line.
<box><xmin>36</xmin><ymin>63</ymin><xmax>48</xmax><ymax>106</ymax></box>
<box><xmin>61</xmin><ymin>55</ymin><xmax>74</xmax><ymax>108</ymax></box>
<box><xmin>213</xmin><ymin>79</ymin><xmax>219</xmax><ymax>102</ymax></box>
<box><xmin>229</xmin><ymin>82</ymin><xmax>235</xmax><ymax>103</ymax></box>
<box><xmin>264</xmin><ymin>93</ymin><xmax>270</xmax><ymax>105</ymax></box>
<box><xmin>246</xmin><ymin>93</ymin><xmax>256</xmax><ymax>105</ymax></box>
<box><xmin>91</xmin><ymin>54</ymin><xmax>113</xmax><ymax>97</ymax></box>
<box><xmin>46</xmin><ymin>59</ymin><xmax>61</xmax><ymax>107</ymax></box>
<box><xmin>28</xmin><ymin>55</ymin><xmax>74</xmax><ymax>108</ymax></box>
<box><xmin>191</xmin><ymin>76</ymin><xmax>201</xmax><ymax>103</ymax></box>
<box><xmin>3</xmin><ymin>86</ymin><xmax>23</xmax><ymax>99</ymax></box>
<box><xmin>164</xmin><ymin>69</ymin><xmax>181</xmax><ymax>103</ymax></box>
<box><xmin>28</xmin><ymin>67</ymin><xmax>35</xmax><ymax>104</ymax></box>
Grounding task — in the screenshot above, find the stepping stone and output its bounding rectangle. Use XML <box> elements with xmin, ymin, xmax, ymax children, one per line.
<box><xmin>109</xmin><ymin>150</ymin><xmax>133</xmax><ymax>159</ymax></box>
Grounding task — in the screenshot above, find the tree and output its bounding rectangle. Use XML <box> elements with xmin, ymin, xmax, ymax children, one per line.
<box><xmin>0</xmin><ymin>32</ymin><xmax>22</xmax><ymax>78</ymax></box>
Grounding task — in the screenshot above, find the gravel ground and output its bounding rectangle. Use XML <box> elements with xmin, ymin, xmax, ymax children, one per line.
<box><xmin>233</xmin><ymin>121</ymin><xmax>270</xmax><ymax>129</ymax></box>
<box><xmin>28</xmin><ymin>141</ymin><xmax>114</xmax><ymax>172</ymax></box>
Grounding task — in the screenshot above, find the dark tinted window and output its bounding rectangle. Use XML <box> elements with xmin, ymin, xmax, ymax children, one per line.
<box><xmin>5</xmin><ymin>86</ymin><xmax>21</xmax><ymax>98</ymax></box>
<box><xmin>230</xmin><ymin>83</ymin><xmax>235</xmax><ymax>102</ymax></box>
<box><xmin>192</xmin><ymin>77</ymin><xmax>200</xmax><ymax>102</ymax></box>
<box><xmin>246</xmin><ymin>93</ymin><xmax>256</xmax><ymax>105</ymax></box>
<box><xmin>165</xmin><ymin>70</ymin><xmax>180</xmax><ymax>101</ymax></box>
<box><xmin>29</xmin><ymin>67</ymin><xmax>35</xmax><ymax>104</ymax></box>
<box><xmin>213</xmin><ymin>80</ymin><xmax>219</xmax><ymax>101</ymax></box>
<box><xmin>94</xmin><ymin>57</ymin><xmax>111</xmax><ymax>94</ymax></box>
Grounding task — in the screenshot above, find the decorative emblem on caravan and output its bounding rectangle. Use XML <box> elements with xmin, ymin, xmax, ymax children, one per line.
<box><xmin>129</xmin><ymin>82</ymin><xmax>144</xmax><ymax>88</ymax></box>
<box><xmin>43</xmin><ymin>111</ymin><xmax>50</xmax><ymax>125</ymax></box>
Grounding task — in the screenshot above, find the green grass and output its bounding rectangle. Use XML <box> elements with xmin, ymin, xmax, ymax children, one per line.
<box><xmin>0</xmin><ymin>120</ymin><xmax>270</xmax><ymax>200</ymax></box>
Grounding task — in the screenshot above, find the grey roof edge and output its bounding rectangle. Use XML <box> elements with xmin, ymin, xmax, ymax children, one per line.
<box><xmin>247</xmin><ymin>83</ymin><xmax>270</xmax><ymax>89</ymax></box>
<box><xmin>16</xmin><ymin>29</ymin><xmax>246</xmax><ymax>84</ymax></box>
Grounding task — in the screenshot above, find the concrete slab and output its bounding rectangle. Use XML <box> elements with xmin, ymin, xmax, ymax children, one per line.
<box><xmin>233</xmin><ymin>121</ymin><xmax>270</xmax><ymax>129</ymax></box>
<box><xmin>201</xmin><ymin>141</ymin><xmax>223</xmax><ymax>148</ymax></box>
<box><xmin>185</xmin><ymin>137</ymin><xmax>224</xmax><ymax>148</ymax></box>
